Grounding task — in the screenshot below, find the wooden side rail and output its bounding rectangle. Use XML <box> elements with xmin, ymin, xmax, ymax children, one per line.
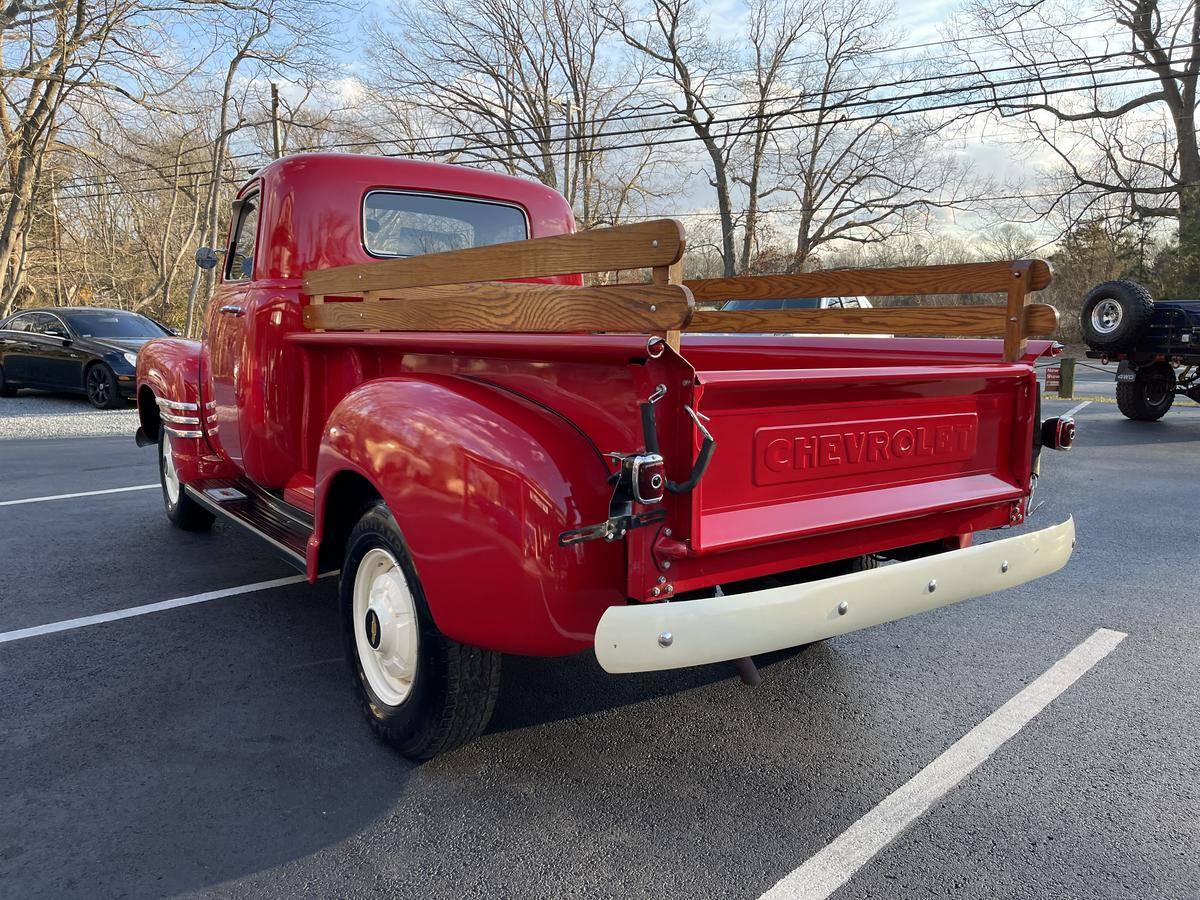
<box><xmin>303</xmin><ymin>281</ymin><xmax>694</xmax><ymax>334</ymax></box>
<box><xmin>305</xmin><ymin>218</ymin><xmax>686</xmax><ymax>296</ymax></box>
<box><xmin>684</xmin><ymin>258</ymin><xmax>1054</xmax><ymax>362</ymax></box>
<box><xmin>687</xmin><ymin>303</ymin><xmax>1059</xmax><ymax>338</ymax></box>
<box><xmin>684</xmin><ymin>259</ymin><xmax>1053</xmax><ymax>302</ymax></box>
<box><xmin>299</xmin><ymin>216</ymin><xmax>1055</xmax><ymax>362</ymax></box>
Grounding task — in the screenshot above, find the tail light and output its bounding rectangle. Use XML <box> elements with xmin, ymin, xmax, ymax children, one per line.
<box><xmin>1041</xmin><ymin>416</ymin><xmax>1075</xmax><ymax>451</ymax></box>
<box><xmin>629</xmin><ymin>453</ymin><xmax>665</xmax><ymax>504</ymax></box>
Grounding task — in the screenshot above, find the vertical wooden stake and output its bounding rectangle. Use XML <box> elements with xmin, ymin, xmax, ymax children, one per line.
<box><xmin>310</xmin><ymin>294</ymin><xmax>324</xmax><ymax>333</ymax></box>
<box><xmin>364</xmin><ymin>290</ymin><xmax>380</xmax><ymax>333</ymax></box>
<box><xmin>653</xmin><ymin>261</ymin><xmax>685</xmax><ymax>353</ymax></box>
<box><xmin>651</xmin><ymin>260</ymin><xmax>684</xmax><ymax>286</ymax></box>
<box><xmin>1005</xmin><ymin>262</ymin><xmax>1030</xmax><ymax>363</ymax></box>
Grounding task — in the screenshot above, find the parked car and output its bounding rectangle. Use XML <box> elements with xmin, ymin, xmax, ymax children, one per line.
<box><xmin>0</xmin><ymin>307</ymin><xmax>170</xmax><ymax>409</ymax></box>
<box><xmin>135</xmin><ymin>153</ymin><xmax>1075</xmax><ymax>760</ymax></box>
<box><xmin>1079</xmin><ymin>280</ymin><xmax>1200</xmax><ymax>420</ymax></box>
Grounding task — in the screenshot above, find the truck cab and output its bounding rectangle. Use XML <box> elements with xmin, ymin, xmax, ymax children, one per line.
<box><xmin>136</xmin><ymin>153</ymin><xmax>1076</xmax><ymax>760</ymax></box>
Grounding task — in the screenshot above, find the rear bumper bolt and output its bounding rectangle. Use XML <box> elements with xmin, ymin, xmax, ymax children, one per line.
<box><xmin>837</xmin><ymin>601</ymin><xmax>848</xmax><ymax>616</ymax></box>
<box><xmin>1001</xmin><ymin>560</ymin><xmax>1009</xmax><ymax>573</ymax></box>
<box><xmin>927</xmin><ymin>579</ymin><xmax>937</xmax><ymax>592</ymax></box>
<box><xmin>658</xmin><ymin>632</ymin><xmax>673</xmax><ymax>647</ymax></box>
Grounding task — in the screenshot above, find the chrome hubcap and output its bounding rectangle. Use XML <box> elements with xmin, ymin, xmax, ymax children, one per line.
<box><xmin>353</xmin><ymin>548</ymin><xmax>418</xmax><ymax>706</ymax></box>
<box><xmin>1090</xmin><ymin>299</ymin><xmax>1123</xmax><ymax>335</ymax></box>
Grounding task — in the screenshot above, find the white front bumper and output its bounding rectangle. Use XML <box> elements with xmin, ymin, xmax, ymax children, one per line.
<box><xmin>595</xmin><ymin>517</ymin><xmax>1075</xmax><ymax>673</ymax></box>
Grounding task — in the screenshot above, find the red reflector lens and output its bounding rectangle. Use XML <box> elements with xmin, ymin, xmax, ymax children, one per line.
<box><xmin>634</xmin><ymin>455</ymin><xmax>665</xmax><ymax>504</ymax></box>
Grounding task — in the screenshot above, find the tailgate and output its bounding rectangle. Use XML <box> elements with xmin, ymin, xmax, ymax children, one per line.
<box><xmin>690</xmin><ymin>363</ymin><xmax>1036</xmax><ymax>553</ymax></box>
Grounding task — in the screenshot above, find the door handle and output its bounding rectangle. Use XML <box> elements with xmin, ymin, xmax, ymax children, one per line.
<box><xmin>219</xmin><ymin>305</ymin><xmax>245</xmax><ymax>317</ymax></box>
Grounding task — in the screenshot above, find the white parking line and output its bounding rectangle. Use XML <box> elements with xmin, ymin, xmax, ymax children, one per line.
<box><xmin>759</xmin><ymin>628</ymin><xmax>1127</xmax><ymax>900</ymax></box>
<box><xmin>1063</xmin><ymin>400</ymin><xmax>1092</xmax><ymax>418</ymax></box>
<box><xmin>0</xmin><ymin>484</ymin><xmax>158</xmax><ymax>507</ymax></box>
<box><xmin>0</xmin><ymin>575</ymin><xmax>310</xmax><ymax>644</ymax></box>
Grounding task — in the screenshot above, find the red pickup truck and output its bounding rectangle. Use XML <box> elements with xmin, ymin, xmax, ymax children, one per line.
<box><xmin>136</xmin><ymin>153</ymin><xmax>1076</xmax><ymax>759</ymax></box>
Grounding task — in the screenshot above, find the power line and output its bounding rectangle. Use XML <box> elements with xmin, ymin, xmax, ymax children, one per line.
<box><xmin>55</xmin><ymin>41</ymin><xmax>1198</xmax><ymax>199</ymax></box>
<box><xmin>48</xmin><ymin>17</ymin><xmax>1199</xmax><ymax>194</ymax></box>
<box><xmin>53</xmin><ymin>69</ymin><xmax>1179</xmax><ymax>206</ymax></box>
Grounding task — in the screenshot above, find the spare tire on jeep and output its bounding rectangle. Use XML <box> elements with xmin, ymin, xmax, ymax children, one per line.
<box><xmin>1079</xmin><ymin>280</ymin><xmax>1155</xmax><ymax>350</ymax></box>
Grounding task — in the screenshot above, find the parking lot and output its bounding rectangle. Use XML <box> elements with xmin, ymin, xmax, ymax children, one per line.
<box><xmin>2</xmin><ymin>393</ymin><xmax>1199</xmax><ymax>899</ymax></box>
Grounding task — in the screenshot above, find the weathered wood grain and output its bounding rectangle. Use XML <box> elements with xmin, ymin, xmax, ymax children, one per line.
<box><xmin>304</xmin><ymin>219</ymin><xmax>686</xmax><ymax>296</ymax></box>
<box><xmin>684</xmin><ymin>259</ymin><xmax>1054</xmax><ymax>303</ymax></box>
<box><xmin>683</xmin><ymin>302</ymin><xmax>1059</xmax><ymax>337</ymax></box>
<box><xmin>302</xmin><ymin>281</ymin><xmax>694</xmax><ymax>333</ymax></box>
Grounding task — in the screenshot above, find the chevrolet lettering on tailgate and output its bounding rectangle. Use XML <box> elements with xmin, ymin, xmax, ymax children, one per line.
<box><xmin>754</xmin><ymin>413</ymin><xmax>979</xmax><ymax>485</ymax></box>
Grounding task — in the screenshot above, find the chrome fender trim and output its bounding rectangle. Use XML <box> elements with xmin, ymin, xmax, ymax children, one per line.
<box><xmin>595</xmin><ymin>516</ymin><xmax>1076</xmax><ymax>674</ymax></box>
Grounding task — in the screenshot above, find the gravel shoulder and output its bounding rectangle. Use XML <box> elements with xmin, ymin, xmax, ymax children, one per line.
<box><xmin>0</xmin><ymin>393</ymin><xmax>138</xmax><ymax>440</ymax></box>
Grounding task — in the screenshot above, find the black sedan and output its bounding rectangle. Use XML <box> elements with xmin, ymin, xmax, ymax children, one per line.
<box><xmin>0</xmin><ymin>307</ymin><xmax>171</xmax><ymax>409</ymax></box>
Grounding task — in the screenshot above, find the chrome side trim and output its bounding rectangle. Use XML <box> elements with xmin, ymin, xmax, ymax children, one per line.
<box><xmin>156</xmin><ymin>397</ymin><xmax>199</xmax><ymax>412</ymax></box>
<box><xmin>595</xmin><ymin>517</ymin><xmax>1077</xmax><ymax>674</ymax></box>
<box><xmin>163</xmin><ymin>426</ymin><xmax>203</xmax><ymax>439</ymax></box>
<box><xmin>160</xmin><ymin>411</ymin><xmax>200</xmax><ymax>425</ymax></box>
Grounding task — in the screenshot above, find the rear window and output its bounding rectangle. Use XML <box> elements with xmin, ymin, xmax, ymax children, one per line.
<box><xmin>363</xmin><ymin>191</ymin><xmax>528</xmax><ymax>257</ymax></box>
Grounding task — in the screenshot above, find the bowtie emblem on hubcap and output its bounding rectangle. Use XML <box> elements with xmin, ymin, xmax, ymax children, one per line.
<box><xmin>365</xmin><ymin>609</ymin><xmax>382</xmax><ymax>649</ymax></box>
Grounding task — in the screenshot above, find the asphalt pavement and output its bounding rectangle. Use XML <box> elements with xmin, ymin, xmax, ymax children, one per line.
<box><xmin>2</xmin><ymin>399</ymin><xmax>1199</xmax><ymax>899</ymax></box>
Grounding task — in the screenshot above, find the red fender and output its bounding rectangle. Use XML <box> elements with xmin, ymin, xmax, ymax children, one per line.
<box><xmin>312</xmin><ymin>375</ymin><xmax>626</xmax><ymax>656</ymax></box>
<box><xmin>135</xmin><ymin>338</ymin><xmax>235</xmax><ymax>484</ymax></box>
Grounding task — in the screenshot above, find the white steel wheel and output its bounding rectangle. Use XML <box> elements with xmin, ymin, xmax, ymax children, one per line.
<box><xmin>352</xmin><ymin>547</ymin><xmax>420</xmax><ymax>707</ymax></box>
<box><xmin>161</xmin><ymin>433</ymin><xmax>180</xmax><ymax>506</ymax></box>
<box><xmin>157</xmin><ymin>427</ymin><xmax>213</xmax><ymax>531</ymax></box>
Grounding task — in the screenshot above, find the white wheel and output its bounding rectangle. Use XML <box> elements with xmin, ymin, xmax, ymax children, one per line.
<box><xmin>161</xmin><ymin>434</ymin><xmax>180</xmax><ymax>506</ymax></box>
<box><xmin>157</xmin><ymin>427</ymin><xmax>213</xmax><ymax>530</ymax></box>
<box><xmin>341</xmin><ymin>502</ymin><xmax>501</xmax><ymax>760</ymax></box>
<box><xmin>352</xmin><ymin>547</ymin><xmax>419</xmax><ymax>707</ymax></box>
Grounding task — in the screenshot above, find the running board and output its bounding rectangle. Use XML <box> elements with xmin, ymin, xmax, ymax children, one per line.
<box><xmin>186</xmin><ymin>478</ymin><xmax>313</xmax><ymax>572</ymax></box>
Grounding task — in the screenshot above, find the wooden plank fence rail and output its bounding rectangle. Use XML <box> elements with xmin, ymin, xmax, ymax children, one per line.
<box><xmin>299</xmin><ymin>214</ymin><xmax>1055</xmax><ymax>362</ymax></box>
<box><xmin>683</xmin><ymin>259</ymin><xmax>1053</xmax><ymax>302</ymax></box>
<box><xmin>686</xmin><ymin>302</ymin><xmax>1059</xmax><ymax>338</ymax></box>
<box><xmin>304</xmin><ymin>218</ymin><xmax>686</xmax><ymax>296</ymax></box>
<box><xmin>303</xmin><ymin>282</ymin><xmax>694</xmax><ymax>334</ymax></box>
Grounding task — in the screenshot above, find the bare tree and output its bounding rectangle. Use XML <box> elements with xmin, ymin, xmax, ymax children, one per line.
<box><xmin>952</xmin><ymin>0</ymin><xmax>1200</xmax><ymax>289</ymax></box>
<box><xmin>368</xmin><ymin>0</ymin><xmax>665</xmax><ymax>229</ymax></box>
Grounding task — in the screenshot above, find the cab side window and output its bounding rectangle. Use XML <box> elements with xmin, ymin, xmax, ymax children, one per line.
<box><xmin>226</xmin><ymin>192</ymin><xmax>260</xmax><ymax>281</ymax></box>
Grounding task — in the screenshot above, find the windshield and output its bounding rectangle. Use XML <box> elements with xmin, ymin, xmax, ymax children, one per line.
<box><xmin>722</xmin><ymin>298</ymin><xmax>821</xmax><ymax>310</ymax></box>
<box><xmin>62</xmin><ymin>312</ymin><xmax>167</xmax><ymax>339</ymax></box>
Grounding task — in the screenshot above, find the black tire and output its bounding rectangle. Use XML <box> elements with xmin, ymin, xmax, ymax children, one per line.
<box><xmin>0</xmin><ymin>364</ymin><xmax>18</xmax><ymax>397</ymax></box>
<box><xmin>85</xmin><ymin>363</ymin><xmax>123</xmax><ymax>409</ymax></box>
<box><xmin>158</xmin><ymin>429</ymin><xmax>214</xmax><ymax>530</ymax></box>
<box><xmin>341</xmin><ymin>501</ymin><xmax>501</xmax><ymax>760</ymax></box>
<box><xmin>1116</xmin><ymin>361</ymin><xmax>1176</xmax><ymax>421</ymax></box>
<box><xmin>1079</xmin><ymin>280</ymin><xmax>1155</xmax><ymax>351</ymax></box>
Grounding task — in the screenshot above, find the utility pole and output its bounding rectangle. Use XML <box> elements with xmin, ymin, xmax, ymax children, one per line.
<box><xmin>270</xmin><ymin>83</ymin><xmax>282</xmax><ymax>159</ymax></box>
<box><xmin>49</xmin><ymin>171</ymin><xmax>64</xmax><ymax>306</ymax></box>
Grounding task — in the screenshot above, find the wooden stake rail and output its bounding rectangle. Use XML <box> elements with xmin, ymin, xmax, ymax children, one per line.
<box><xmin>299</xmin><ymin>220</ymin><xmax>1056</xmax><ymax>362</ymax></box>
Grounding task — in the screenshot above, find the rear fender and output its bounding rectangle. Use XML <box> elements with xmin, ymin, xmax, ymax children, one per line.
<box><xmin>312</xmin><ymin>375</ymin><xmax>625</xmax><ymax>656</ymax></box>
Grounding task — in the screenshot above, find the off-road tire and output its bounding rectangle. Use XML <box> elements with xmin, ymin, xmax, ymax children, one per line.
<box><xmin>158</xmin><ymin>429</ymin><xmax>214</xmax><ymax>530</ymax></box>
<box><xmin>341</xmin><ymin>501</ymin><xmax>501</xmax><ymax>760</ymax></box>
<box><xmin>85</xmin><ymin>363</ymin><xmax>123</xmax><ymax>409</ymax></box>
<box><xmin>1080</xmin><ymin>280</ymin><xmax>1155</xmax><ymax>351</ymax></box>
<box><xmin>0</xmin><ymin>365</ymin><xmax>17</xmax><ymax>397</ymax></box>
<box><xmin>1116</xmin><ymin>361</ymin><xmax>1176</xmax><ymax>421</ymax></box>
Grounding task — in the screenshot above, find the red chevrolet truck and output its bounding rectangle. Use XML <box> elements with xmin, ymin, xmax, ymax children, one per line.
<box><xmin>135</xmin><ymin>153</ymin><xmax>1076</xmax><ymax>760</ymax></box>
